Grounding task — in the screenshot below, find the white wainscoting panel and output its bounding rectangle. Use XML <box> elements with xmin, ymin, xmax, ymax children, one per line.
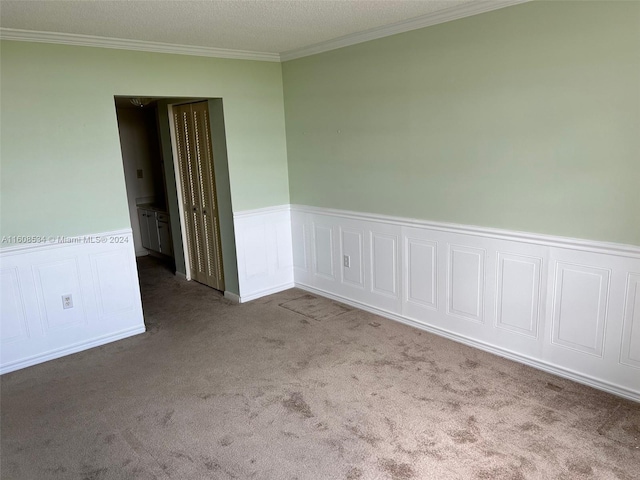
<box><xmin>496</xmin><ymin>253</ymin><xmax>541</xmax><ymax>338</ymax></box>
<box><xmin>0</xmin><ymin>268</ymin><xmax>30</xmax><ymax>343</ymax></box>
<box><xmin>0</xmin><ymin>229</ymin><xmax>145</xmax><ymax>374</ymax></box>
<box><xmin>291</xmin><ymin>221</ymin><xmax>308</xmax><ymax>271</ymax></box>
<box><xmin>233</xmin><ymin>205</ymin><xmax>294</xmax><ymax>302</ymax></box>
<box><xmin>551</xmin><ymin>262</ymin><xmax>610</xmax><ymax>357</ymax></box>
<box><xmin>340</xmin><ymin>228</ymin><xmax>364</xmax><ymax>288</ymax></box>
<box><xmin>243</xmin><ymin>223</ymin><xmax>269</xmax><ymax>279</ymax></box>
<box><xmin>405</xmin><ymin>238</ymin><xmax>437</xmax><ymax>309</ymax></box>
<box><xmin>314</xmin><ymin>224</ymin><xmax>335</xmax><ymax>279</ymax></box>
<box><xmin>447</xmin><ymin>245</ymin><xmax>485</xmax><ymax>323</ymax></box>
<box><xmin>33</xmin><ymin>258</ymin><xmax>86</xmax><ymax>332</ymax></box>
<box><xmin>621</xmin><ymin>273</ymin><xmax>640</xmax><ymax>369</ymax></box>
<box><xmin>91</xmin><ymin>251</ymin><xmax>137</xmax><ymax>318</ymax></box>
<box><xmin>290</xmin><ymin>205</ymin><xmax>640</xmax><ymax>402</ymax></box>
<box><xmin>371</xmin><ymin>233</ymin><xmax>398</xmax><ymax>298</ymax></box>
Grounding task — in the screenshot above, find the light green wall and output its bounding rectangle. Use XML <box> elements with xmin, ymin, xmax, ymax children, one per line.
<box><xmin>0</xmin><ymin>41</ymin><xmax>289</xmax><ymax>240</ymax></box>
<box><xmin>282</xmin><ymin>1</ymin><xmax>640</xmax><ymax>245</ymax></box>
<box><xmin>2</xmin><ymin>2</ymin><xmax>638</xmax><ymax>248</ymax></box>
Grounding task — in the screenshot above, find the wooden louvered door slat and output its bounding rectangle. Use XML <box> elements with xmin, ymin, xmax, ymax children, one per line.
<box><xmin>173</xmin><ymin>105</ymin><xmax>198</xmax><ymax>280</ymax></box>
<box><xmin>173</xmin><ymin>101</ymin><xmax>225</xmax><ymax>291</ymax></box>
<box><xmin>191</xmin><ymin>102</ymin><xmax>224</xmax><ymax>290</ymax></box>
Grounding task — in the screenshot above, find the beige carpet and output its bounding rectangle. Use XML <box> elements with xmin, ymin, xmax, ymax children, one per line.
<box><xmin>1</xmin><ymin>256</ymin><xmax>638</xmax><ymax>479</ymax></box>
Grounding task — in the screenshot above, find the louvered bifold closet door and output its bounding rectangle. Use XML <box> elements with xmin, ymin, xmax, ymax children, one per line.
<box><xmin>191</xmin><ymin>102</ymin><xmax>224</xmax><ymax>290</ymax></box>
<box><xmin>173</xmin><ymin>102</ymin><xmax>225</xmax><ymax>291</ymax></box>
<box><xmin>173</xmin><ymin>104</ymin><xmax>201</xmax><ymax>284</ymax></box>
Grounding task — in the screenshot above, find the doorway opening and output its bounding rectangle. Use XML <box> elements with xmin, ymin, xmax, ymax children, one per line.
<box><xmin>114</xmin><ymin>96</ymin><xmax>238</xmax><ymax>297</ymax></box>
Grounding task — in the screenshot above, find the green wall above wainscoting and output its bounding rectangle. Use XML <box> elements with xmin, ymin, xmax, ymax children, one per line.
<box><xmin>0</xmin><ymin>42</ymin><xmax>289</xmax><ymax>240</ymax></box>
<box><xmin>282</xmin><ymin>1</ymin><xmax>640</xmax><ymax>246</ymax></box>
<box><xmin>1</xmin><ymin>1</ymin><xmax>638</xmax><ymax>248</ymax></box>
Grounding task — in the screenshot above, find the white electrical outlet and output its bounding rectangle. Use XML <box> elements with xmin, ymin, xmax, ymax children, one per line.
<box><xmin>62</xmin><ymin>294</ymin><xmax>73</xmax><ymax>309</ymax></box>
<box><xmin>343</xmin><ymin>255</ymin><xmax>350</xmax><ymax>268</ymax></box>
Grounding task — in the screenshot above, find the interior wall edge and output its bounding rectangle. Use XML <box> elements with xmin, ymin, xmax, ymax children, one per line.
<box><xmin>233</xmin><ymin>205</ymin><xmax>294</xmax><ymax>300</ymax></box>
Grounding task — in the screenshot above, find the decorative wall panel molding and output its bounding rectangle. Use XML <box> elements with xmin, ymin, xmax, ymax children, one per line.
<box><xmin>0</xmin><ymin>229</ymin><xmax>145</xmax><ymax>374</ymax></box>
<box><xmin>5</xmin><ymin>206</ymin><xmax>638</xmax><ymax>401</ymax></box>
<box><xmin>0</xmin><ymin>268</ymin><xmax>30</xmax><ymax>343</ymax></box>
<box><xmin>551</xmin><ymin>262</ymin><xmax>610</xmax><ymax>357</ymax></box>
<box><xmin>33</xmin><ymin>258</ymin><xmax>86</xmax><ymax>332</ymax></box>
<box><xmin>405</xmin><ymin>237</ymin><xmax>437</xmax><ymax>310</ymax></box>
<box><xmin>371</xmin><ymin>233</ymin><xmax>398</xmax><ymax>298</ymax></box>
<box><xmin>340</xmin><ymin>228</ymin><xmax>364</xmax><ymax>288</ymax></box>
<box><xmin>290</xmin><ymin>205</ymin><xmax>640</xmax><ymax>259</ymax></box>
<box><xmin>290</xmin><ymin>205</ymin><xmax>640</xmax><ymax>402</ymax></box>
<box><xmin>447</xmin><ymin>244</ymin><xmax>485</xmax><ymax>323</ymax></box>
<box><xmin>91</xmin><ymin>251</ymin><xmax>137</xmax><ymax>318</ymax></box>
<box><xmin>291</xmin><ymin>222</ymin><xmax>308</xmax><ymax>271</ymax></box>
<box><xmin>313</xmin><ymin>224</ymin><xmax>335</xmax><ymax>279</ymax></box>
<box><xmin>621</xmin><ymin>273</ymin><xmax>640</xmax><ymax>369</ymax></box>
<box><xmin>233</xmin><ymin>205</ymin><xmax>294</xmax><ymax>302</ymax></box>
<box><xmin>495</xmin><ymin>253</ymin><xmax>541</xmax><ymax>338</ymax></box>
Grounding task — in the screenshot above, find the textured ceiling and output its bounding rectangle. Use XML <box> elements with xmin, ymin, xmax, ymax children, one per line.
<box><xmin>0</xmin><ymin>0</ymin><xmax>478</xmax><ymax>54</ymax></box>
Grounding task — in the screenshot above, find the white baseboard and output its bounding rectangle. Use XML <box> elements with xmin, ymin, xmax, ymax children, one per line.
<box><xmin>291</xmin><ymin>205</ymin><xmax>640</xmax><ymax>402</ymax></box>
<box><xmin>240</xmin><ymin>282</ymin><xmax>295</xmax><ymax>303</ymax></box>
<box><xmin>296</xmin><ymin>283</ymin><xmax>639</xmax><ymax>403</ymax></box>
<box><xmin>224</xmin><ymin>291</ymin><xmax>240</xmax><ymax>303</ymax></box>
<box><xmin>0</xmin><ymin>325</ymin><xmax>145</xmax><ymax>375</ymax></box>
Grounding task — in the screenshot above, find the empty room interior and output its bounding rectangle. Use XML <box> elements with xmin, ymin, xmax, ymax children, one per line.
<box><xmin>1</xmin><ymin>1</ymin><xmax>639</xmax><ymax>479</ymax></box>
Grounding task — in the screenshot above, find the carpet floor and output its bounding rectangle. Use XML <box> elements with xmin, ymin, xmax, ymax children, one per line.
<box><xmin>1</xmin><ymin>256</ymin><xmax>639</xmax><ymax>480</ymax></box>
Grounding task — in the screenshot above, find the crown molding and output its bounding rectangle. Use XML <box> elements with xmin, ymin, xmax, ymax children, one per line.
<box><xmin>0</xmin><ymin>28</ymin><xmax>281</xmax><ymax>62</ymax></box>
<box><xmin>1</xmin><ymin>1</ymin><xmax>530</xmax><ymax>63</ymax></box>
<box><xmin>280</xmin><ymin>0</ymin><xmax>532</xmax><ymax>62</ymax></box>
